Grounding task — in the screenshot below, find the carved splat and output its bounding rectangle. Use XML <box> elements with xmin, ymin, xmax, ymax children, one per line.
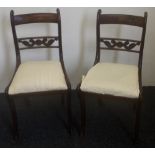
<box><xmin>100</xmin><ymin>38</ymin><xmax>141</xmax><ymax>52</ymax></box>
<box><xmin>18</xmin><ymin>36</ymin><xmax>58</xmax><ymax>50</ymax></box>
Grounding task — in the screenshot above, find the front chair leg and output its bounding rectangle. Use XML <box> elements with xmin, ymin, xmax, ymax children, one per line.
<box><xmin>133</xmin><ymin>97</ymin><xmax>142</xmax><ymax>143</ymax></box>
<box><xmin>80</xmin><ymin>92</ymin><xmax>86</xmax><ymax>138</ymax></box>
<box><xmin>7</xmin><ymin>95</ymin><xmax>19</xmax><ymax>140</ymax></box>
<box><xmin>67</xmin><ymin>91</ymin><xmax>72</xmax><ymax>135</ymax></box>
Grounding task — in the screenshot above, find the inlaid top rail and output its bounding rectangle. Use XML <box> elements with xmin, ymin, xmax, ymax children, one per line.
<box><xmin>99</xmin><ymin>14</ymin><xmax>145</xmax><ymax>27</ymax></box>
<box><xmin>13</xmin><ymin>13</ymin><xmax>58</xmax><ymax>25</ymax></box>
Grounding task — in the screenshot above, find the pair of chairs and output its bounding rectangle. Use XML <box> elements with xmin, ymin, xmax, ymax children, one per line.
<box><xmin>5</xmin><ymin>9</ymin><xmax>147</xmax><ymax>142</ymax></box>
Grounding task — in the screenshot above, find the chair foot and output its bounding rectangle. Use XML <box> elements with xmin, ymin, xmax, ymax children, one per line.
<box><xmin>12</xmin><ymin>131</ymin><xmax>19</xmax><ymax>141</ymax></box>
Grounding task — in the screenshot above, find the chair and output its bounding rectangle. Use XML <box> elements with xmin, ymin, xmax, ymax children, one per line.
<box><xmin>78</xmin><ymin>10</ymin><xmax>147</xmax><ymax>142</ymax></box>
<box><xmin>5</xmin><ymin>8</ymin><xmax>71</xmax><ymax>139</ymax></box>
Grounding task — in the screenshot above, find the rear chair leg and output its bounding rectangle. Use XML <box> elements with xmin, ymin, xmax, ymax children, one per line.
<box><xmin>133</xmin><ymin>97</ymin><xmax>142</xmax><ymax>143</ymax></box>
<box><xmin>7</xmin><ymin>95</ymin><xmax>19</xmax><ymax>140</ymax></box>
<box><xmin>67</xmin><ymin>91</ymin><xmax>72</xmax><ymax>135</ymax></box>
<box><xmin>80</xmin><ymin>92</ymin><xmax>86</xmax><ymax>138</ymax></box>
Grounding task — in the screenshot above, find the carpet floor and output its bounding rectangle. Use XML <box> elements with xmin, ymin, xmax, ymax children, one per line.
<box><xmin>0</xmin><ymin>87</ymin><xmax>155</xmax><ymax>148</ymax></box>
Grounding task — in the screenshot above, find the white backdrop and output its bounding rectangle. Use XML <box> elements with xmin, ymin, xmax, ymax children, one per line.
<box><xmin>0</xmin><ymin>7</ymin><xmax>155</xmax><ymax>92</ymax></box>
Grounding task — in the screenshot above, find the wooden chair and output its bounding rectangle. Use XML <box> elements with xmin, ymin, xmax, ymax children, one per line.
<box><xmin>5</xmin><ymin>8</ymin><xmax>71</xmax><ymax>139</ymax></box>
<box><xmin>78</xmin><ymin>10</ymin><xmax>147</xmax><ymax>142</ymax></box>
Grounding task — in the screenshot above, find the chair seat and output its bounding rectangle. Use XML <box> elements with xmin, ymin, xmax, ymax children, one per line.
<box><xmin>8</xmin><ymin>61</ymin><xmax>68</xmax><ymax>95</ymax></box>
<box><xmin>80</xmin><ymin>63</ymin><xmax>139</xmax><ymax>98</ymax></box>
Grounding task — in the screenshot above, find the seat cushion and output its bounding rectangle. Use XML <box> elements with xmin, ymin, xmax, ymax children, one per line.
<box><xmin>8</xmin><ymin>61</ymin><xmax>68</xmax><ymax>95</ymax></box>
<box><xmin>80</xmin><ymin>63</ymin><xmax>139</xmax><ymax>98</ymax></box>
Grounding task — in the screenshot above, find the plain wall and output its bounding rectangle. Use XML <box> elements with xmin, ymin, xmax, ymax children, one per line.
<box><xmin>0</xmin><ymin>7</ymin><xmax>155</xmax><ymax>92</ymax></box>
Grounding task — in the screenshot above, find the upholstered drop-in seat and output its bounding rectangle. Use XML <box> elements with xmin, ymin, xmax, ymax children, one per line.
<box><xmin>9</xmin><ymin>61</ymin><xmax>68</xmax><ymax>95</ymax></box>
<box><xmin>80</xmin><ymin>63</ymin><xmax>139</xmax><ymax>98</ymax></box>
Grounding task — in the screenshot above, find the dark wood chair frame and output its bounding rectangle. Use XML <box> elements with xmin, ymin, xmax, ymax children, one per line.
<box><xmin>77</xmin><ymin>10</ymin><xmax>147</xmax><ymax>142</ymax></box>
<box><xmin>5</xmin><ymin>8</ymin><xmax>71</xmax><ymax>139</ymax></box>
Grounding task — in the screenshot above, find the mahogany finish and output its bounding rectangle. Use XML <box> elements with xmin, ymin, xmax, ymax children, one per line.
<box><xmin>99</xmin><ymin>14</ymin><xmax>145</xmax><ymax>27</ymax></box>
<box><xmin>78</xmin><ymin>10</ymin><xmax>147</xmax><ymax>143</ymax></box>
<box><xmin>14</xmin><ymin>13</ymin><xmax>58</xmax><ymax>25</ymax></box>
<box><xmin>5</xmin><ymin>9</ymin><xmax>71</xmax><ymax>140</ymax></box>
<box><xmin>100</xmin><ymin>37</ymin><xmax>141</xmax><ymax>53</ymax></box>
<box><xmin>18</xmin><ymin>36</ymin><xmax>59</xmax><ymax>50</ymax></box>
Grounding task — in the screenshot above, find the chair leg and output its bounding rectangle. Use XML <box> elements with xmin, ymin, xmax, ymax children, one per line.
<box><xmin>61</xmin><ymin>94</ymin><xmax>65</xmax><ymax>105</ymax></box>
<box><xmin>133</xmin><ymin>103</ymin><xmax>137</xmax><ymax>113</ymax></box>
<box><xmin>98</xmin><ymin>97</ymin><xmax>104</xmax><ymax>107</ymax></box>
<box><xmin>67</xmin><ymin>91</ymin><xmax>72</xmax><ymax>135</ymax></box>
<box><xmin>80</xmin><ymin>92</ymin><xmax>86</xmax><ymax>137</ymax></box>
<box><xmin>133</xmin><ymin>97</ymin><xmax>142</xmax><ymax>143</ymax></box>
<box><xmin>98</xmin><ymin>97</ymin><xmax>101</xmax><ymax>104</ymax></box>
<box><xmin>7</xmin><ymin>95</ymin><xmax>19</xmax><ymax>140</ymax></box>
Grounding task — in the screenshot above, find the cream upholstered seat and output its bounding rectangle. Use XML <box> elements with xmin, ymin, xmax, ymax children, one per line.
<box><xmin>9</xmin><ymin>61</ymin><xmax>67</xmax><ymax>95</ymax></box>
<box><xmin>80</xmin><ymin>63</ymin><xmax>139</xmax><ymax>98</ymax></box>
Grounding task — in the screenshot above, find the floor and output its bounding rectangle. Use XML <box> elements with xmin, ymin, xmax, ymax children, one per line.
<box><xmin>0</xmin><ymin>87</ymin><xmax>155</xmax><ymax>148</ymax></box>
